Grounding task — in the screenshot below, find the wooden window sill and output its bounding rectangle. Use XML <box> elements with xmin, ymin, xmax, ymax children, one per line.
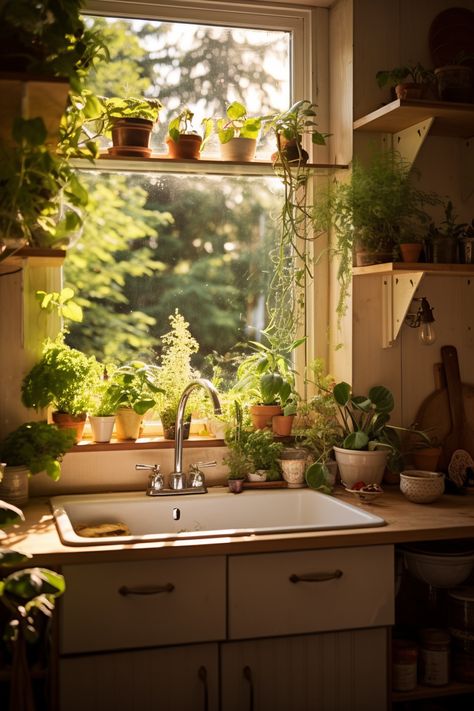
<box><xmin>72</xmin><ymin>436</ymin><xmax>226</xmax><ymax>453</ymax></box>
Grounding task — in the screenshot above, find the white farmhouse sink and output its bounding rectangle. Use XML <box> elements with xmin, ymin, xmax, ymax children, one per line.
<box><xmin>51</xmin><ymin>488</ymin><xmax>386</xmax><ymax>546</ymax></box>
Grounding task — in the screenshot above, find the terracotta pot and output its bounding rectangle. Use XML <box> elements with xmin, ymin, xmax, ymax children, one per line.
<box><xmin>272</xmin><ymin>414</ymin><xmax>295</xmax><ymax>436</ymax></box>
<box><xmin>250</xmin><ymin>404</ymin><xmax>282</xmax><ymax>430</ymax></box>
<box><xmin>219</xmin><ymin>137</ymin><xmax>257</xmax><ymax>161</ymax></box>
<box><xmin>272</xmin><ymin>134</ymin><xmax>309</xmax><ymax>165</ymax></box>
<box><xmin>111</xmin><ymin>117</ymin><xmax>154</xmax><ymax>153</ymax></box>
<box><xmin>413</xmin><ymin>447</ymin><xmax>442</xmax><ymax>472</ymax></box>
<box><xmin>166</xmin><ymin>134</ymin><xmax>202</xmax><ymax>159</ymax></box>
<box><xmin>115</xmin><ymin>407</ymin><xmax>143</xmax><ymax>441</ymax></box>
<box><xmin>52</xmin><ymin>412</ymin><xmax>86</xmax><ymax>443</ymax></box>
<box><xmin>399</xmin><ymin>243</ymin><xmax>423</xmax><ymax>263</ymax></box>
<box><xmin>395</xmin><ymin>83</ymin><xmax>424</xmax><ymax>100</ymax></box>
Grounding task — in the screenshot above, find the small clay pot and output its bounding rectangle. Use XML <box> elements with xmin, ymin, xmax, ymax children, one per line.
<box><xmin>228</xmin><ymin>478</ymin><xmax>244</xmax><ymax>494</ymax></box>
<box><xmin>250</xmin><ymin>404</ymin><xmax>282</xmax><ymax>430</ymax></box>
<box><xmin>166</xmin><ymin>134</ymin><xmax>202</xmax><ymax>160</ymax></box>
<box><xmin>52</xmin><ymin>411</ymin><xmax>86</xmax><ymax>443</ymax></box>
<box><xmin>272</xmin><ymin>414</ymin><xmax>295</xmax><ymax>436</ymax></box>
<box><xmin>399</xmin><ymin>243</ymin><xmax>423</xmax><ymax>263</ymax></box>
<box><xmin>395</xmin><ymin>83</ymin><xmax>424</xmax><ymax>100</ymax></box>
<box><xmin>111</xmin><ymin>118</ymin><xmax>154</xmax><ymax>149</ymax></box>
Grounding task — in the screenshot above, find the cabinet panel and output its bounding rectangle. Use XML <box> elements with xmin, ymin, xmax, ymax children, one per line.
<box><xmin>221</xmin><ymin>629</ymin><xmax>388</xmax><ymax>711</ymax></box>
<box><xmin>228</xmin><ymin>545</ymin><xmax>394</xmax><ymax>638</ymax></box>
<box><xmin>61</xmin><ymin>556</ymin><xmax>226</xmax><ymax>653</ymax></box>
<box><xmin>60</xmin><ymin>642</ymin><xmax>218</xmax><ymax>711</ymax></box>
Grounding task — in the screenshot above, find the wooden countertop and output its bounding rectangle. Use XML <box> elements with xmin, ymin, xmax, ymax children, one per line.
<box><xmin>2</xmin><ymin>488</ymin><xmax>474</xmax><ymax>565</ymax></box>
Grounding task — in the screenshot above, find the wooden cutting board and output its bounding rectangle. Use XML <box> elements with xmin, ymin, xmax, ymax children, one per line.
<box><xmin>413</xmin><ymin>354</ymin><xmax>474</xmax><ymax>470</ymax></box>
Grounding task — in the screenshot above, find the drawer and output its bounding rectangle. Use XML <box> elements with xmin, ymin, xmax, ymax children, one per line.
<box><xmin>61</xmin><ymin>556</ymin><xmax>226</xmax><ymax>653</ymax></box>
<box><xmin>228</xmin><ymin>545</ymin><xmax>394</xmax><ymax>639</ymax></box>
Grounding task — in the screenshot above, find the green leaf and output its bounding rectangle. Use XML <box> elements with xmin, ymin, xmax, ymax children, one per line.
<box><xmin>343</xmin><ymin>431</ymin><xmax>369</xmax><ymax>449</ymax></box>
<box><xmin>368</xmin><ymin>385</ymin><xmax>394</xmax><ymax>413</ymax></box>
<box><xmin>0</xmin><ymin>549</ymin><xmax>31</xmax><ymax>567</ymax></box>
<box><xmin>61</xmin><ymin>302</ymin><xmax>83</xmax><ymax>322</ymax></box>
<box><xmin>226</xmin><ymin>101</ymin><xmax>246</xmax><ymax>121</ymax></box>
<box><xmin>0</xmin><ymin>501</ymin><xmax>24</xmax><ymax>526</ymax></box>
<box><xmin>260</xmin><ymin>372</ymin><xmax>283</xmax><ymax>404</ymax></box>
<box><xmin>333</xmin><ymin>382</ymin><xmax>351</xmax><ymax>406</ymax></box>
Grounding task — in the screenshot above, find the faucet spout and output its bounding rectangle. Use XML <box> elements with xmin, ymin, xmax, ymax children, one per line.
<box><xmin>172</xmin><ymin>378</ymin><xmax>221</xmax><ymax>477</ymax></box>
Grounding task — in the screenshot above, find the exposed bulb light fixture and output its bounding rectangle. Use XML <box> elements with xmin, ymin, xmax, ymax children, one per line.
<box><xmin>405</xmin><ymin>297</ymin><xmax>436</xmax><ymax>345</ymax></box>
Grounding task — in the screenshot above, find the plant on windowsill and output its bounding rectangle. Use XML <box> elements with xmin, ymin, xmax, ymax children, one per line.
<box><xmin>243</xmin><ymin>429</ymin><xmax>283</xmax><ymax>482</ymax></box>
<box><xmin>89</xmin><ymin>95</ymin><xmax>163</xmax><ymax>157</ymax></box>
<box><xmin>376</xmin><ymin>62</ymin><xmax>434</xmax><ymax>100</ymax></box>
<box><xmin>155</xmin><ymin>309</ymin><xmax>202</xmax><ymax>440</ymax></box>
<box><xmin>0</xmin><ymin>421</ymin><xmax>75</xmax><ymax>506</ymax></box>
<box><xmin>104</xmin><ymin>361</ymin><xmax>163</xmax><ymax>441</ymax></box>
<box><xmin>0</xmin><ymin>498</ymin><xmax>65</xmax><ymax>711</ymax></box>
<box><xmin>266</xmin><ymin>99</ymin><xmax>327</xmax><ymax>165</ymax></box>
<box><xmin>166</xmin><ymin>107</ymin><xmax>213</xmax><ymax>160</ymax></box>
<box><xmin>20</xmin><ymin>333</ymin><xmax>103</xmax><ymax>442</ymax></box>
<box><xmin>224</xmin><ymin>402</ymin><xmax>250</xmax><ymax>493</ymax></box>
<box><xmin>215</xmin><ymin>101</ymin><xmax>268</xmax><ymax>161</ymax></box>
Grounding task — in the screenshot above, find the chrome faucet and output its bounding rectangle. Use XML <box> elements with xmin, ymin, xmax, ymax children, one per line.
<box><xmin>169</xmin><ymin>378</ymin><xmax>221</xmax><ymax>491</ymax></box>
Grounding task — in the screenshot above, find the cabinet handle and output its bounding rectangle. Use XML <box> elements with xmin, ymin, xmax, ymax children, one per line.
<box><xmin>198</xmin><ymin>666</ymin><xmax>209</xmax><ymax>711</ymax></box>
<box><xmin>118</xmin><ymin>583</ymin><xmax>175</xmax><ymax>596</ymax></box>
<box><xmin>289</xmin><ymin>570</ymin><xmax>343</xmax><ymax>583</ymax></box>
<box><xmin>243</xmin><ymin>665</ymin><xmax>254</xmax><ymax>711</ymax></box>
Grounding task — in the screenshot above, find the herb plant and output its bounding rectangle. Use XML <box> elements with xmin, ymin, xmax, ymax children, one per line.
<box><xmin>167</xmin><ymin>107</ymin><xmax>213</xmax><ymax>149</ymax></box>
<box><xmin>0</xmin><ymin>421</ymin><xmax>75</xmax><ymax>481</ymax></box>
<box><xmin>105</xmin><ymin>361</ymin><xmax>163</xmax><ymax>415</ymax></box>
<box><xmin>243</xmin><ymin>429</ymin><xmax>283</xmax><ymax>479</ymax></box>
<box><xmin>216</xmin><ymin>101</ymin><xmax>266</xmax><ymax>143</ymax></box>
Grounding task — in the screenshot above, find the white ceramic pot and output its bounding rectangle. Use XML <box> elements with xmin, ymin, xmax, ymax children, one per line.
<box><xmin>0</xmin><ymin>464</ymin><xmax>29</xmax><ymax>507</ymax></box>
<box><xmin>333</xmin><ymin>447</ymin><xmax>388</xmax><ymax>488</ymax></box>
<box><xmin>219</xmin><ymin>137</ymin><xmax>257</xmax><ymax>161</ymax></box>
<box><xmin>89</xmin><ymin>415</ymin><xmax>116</xmax><ymax>443</ymax></box>
<box><xmin>248</xmin><ymin>470</ymin><xmax>267</xmax><ymax>483</ymax></box>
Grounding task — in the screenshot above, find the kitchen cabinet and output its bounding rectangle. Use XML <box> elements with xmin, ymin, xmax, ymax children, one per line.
<box><xmin>58</xmin><ymin>545</ymin><xmax>394</xmax><ymax>711</ymax></box>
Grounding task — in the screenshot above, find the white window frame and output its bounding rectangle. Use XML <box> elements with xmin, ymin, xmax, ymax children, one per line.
<box><xmin>84</xmin><ymin>0</ymin><xmax>330</xmax><ymax>385</ymax></box>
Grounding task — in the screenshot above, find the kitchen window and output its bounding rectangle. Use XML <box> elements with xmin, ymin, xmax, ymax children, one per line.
<box><xmin>67</xmin><ymin>1</ymin><xmax>327</xmax><ymax>378</ymax></box>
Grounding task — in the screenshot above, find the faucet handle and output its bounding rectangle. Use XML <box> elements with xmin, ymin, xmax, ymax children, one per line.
<box><xmin>188</xmin><ymin>460</ymin><xmax>216</xmax><ymax>489</ymax></box>
<box><xmin>136</xmin><ymin>464</ymin><xmax>164</xmax><ymax>496</ymax></box>
<box><xmin>191</xmin><ymin>460</ymin><xmax>217</xmax><ymax>470</ymax></box>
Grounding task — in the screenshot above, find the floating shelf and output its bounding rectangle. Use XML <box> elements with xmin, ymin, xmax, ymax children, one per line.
<box><xmin>354</xmin><ymin>98</ymin><xmax>474</xmax><ymax>138</ymax></box>
<box><xmin>0</xmin><ymin>247</ymin><xmax>66</xmax><ymax>274</ymax></box>
<box><xmin>73</xmin><ymin>155</ymin><xmax>348</xmax><ymax>177</ymax></box>
<box><xmin>353</xmin><ymin>262</ymin><xmax>474</xmax><ymax>277</ymax></box>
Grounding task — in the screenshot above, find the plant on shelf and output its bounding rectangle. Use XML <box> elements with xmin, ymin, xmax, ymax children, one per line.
<box><xmin>376</xmin><ymin>62</ymin><xmax>434</xmax><ymax>99</ymax></box>
<box><xmin>0</xmin><ymin>421</ymin><xmax>75</xmax><ymax>482</ymax></box>
<box><xmin>105</xmin><ymin>361</ymin><xmax>163</xmax><ymax>440</ymax></box>
<box><xmin>434</xmin><ymin>51</ymin><xmax>474</xmax><ymax>103</ymax></box>
<box><xmin>166</xmin><ymin>107</ymin><xmax>213</xmax><ymax>159</ymax></box>
<box><xmin>243</xmin><ymin>429</ymin><xmax>283</xmax><ymax>481</ymax></box>
<box><xmin>21</xmin><ymin>333</ymin><xmax>102</xmax><ymax>440</ymax></box>
<box><xmin>427</xmin><ymin>200</ymin><xmax>467</xmax><ymax>264</ymax></box>
<box><xmin>266</xmin><ymin>99</ymin><xmax>327</xmax><ymax>164</ymax></box>
<box><xmin>155</xmin><ymin>310</ymin><xmax>202</xmax><ymax>439</ymax></box>
<box><xmin>215</xmin><ymin>101</ymin><xmax>268</xmax><ymax>161</ymax></box>
<box><xmin>0</xmin><ymin>498</ymin><xmax>65</xmax><ymax>711</ymax></box>
<box><xmin>224</xmin><ymin>402</ymin><xmax>250</xmax><ymax>492</ymax></box>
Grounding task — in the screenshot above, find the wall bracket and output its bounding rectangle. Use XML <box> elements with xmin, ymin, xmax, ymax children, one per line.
<box><xmin>392</xmin><ymin>118</ymin><xmax>434</xmax><ymax>165</ymax></box>
<box><xmin>381</xmin><ymin>272</ymin><xmax>424</xmax><ymax>348</ymax></box>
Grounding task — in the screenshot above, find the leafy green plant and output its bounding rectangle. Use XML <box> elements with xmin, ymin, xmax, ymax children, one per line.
<box><xmin>156</xmin><ymin>310</ymin><xmax>201</xmax><ymax>429</ymax></box>
<box><xmin>36</xmin><ymin>287</ymin><xmax>83</xmax><ymax>323</ymax></box>
<box><xmin>105</xmin><ymin>361</ymin><xmax>163</xmax><ymax>415</ymax></box>
<box><xmin>21</xmin><ymin>333</ymin><xmax>102</xmax><ymax>415</ymax></box>
<box><xmin>235</xmin><ymin>336</ymin><xmax>300</xmax><ymax>406</ymax></box>
<box><xmin>376</xmin><ymin>63</ymin><xmax>434</xmax><ymax>88</ymax></box>
<box><xmin>0</xmin><ymin>421</ymin><xmax>75</xmax><ymax>481</ymax></box>
<box><xmin>223</xmin><ymin>401</ymin><xmax>250</xmax><ymax>479</ymax></box>
<box><xmin>243</xmin><ymin>429</ymin><xmax>283</xmax><ymax>479</ymax></box>
<box><xmin>0</xmin><ymin>500</ymin><xmax>65</xmax><ymax>711</ymax></box>
<box><xmin>167</xmin><ymin>107</ymin><xmax>213</xmax><ymax>149</ymax></box>
<box><xmin>429</xmin><ymin>200</ymin><xmax>467</xmax><ymax>240</ymax></box>
<box><xmin>266</xmin><ymin>99</ymin><xmax>327</xmax><ymax>146</ymax></box>
<box><xmin>216</xmin><ymin>101</ymin><xmax>266</xmax><ymax>143</ymax></box>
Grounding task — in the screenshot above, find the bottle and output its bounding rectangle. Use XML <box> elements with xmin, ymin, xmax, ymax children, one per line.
<box><xmin>392</xmin><ymin>639</ymin><xmax>418</xmax><ymax>691</ymax></box>
<box><xmin>419</xmin><ymin>628</ymin><xmax>450</xmax><ymax>686</ymax></box>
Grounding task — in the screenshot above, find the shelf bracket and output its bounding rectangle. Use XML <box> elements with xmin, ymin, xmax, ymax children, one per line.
<box><xmin>382</xmin><ymin>272</ymin><xmax>424</xmax><ymax>348</ymax></box>
<box><xmin>392</xmin><ymin>118</ymin><xmax>434</xmax><ymax>165</ymax></box>
<box><xmin>460</xmin><ymin>138</ymin><xmax>473</xmax><ymax>201</ymax></box>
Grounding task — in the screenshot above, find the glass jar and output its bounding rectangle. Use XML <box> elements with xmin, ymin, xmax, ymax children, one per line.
<box><xmin>392</xmin><ymin>639</ymin><xmax>418</xmax><ymax>691</ymax></box>
<box><xmin>419</xmin><ymin>628</ymin><xmax>450</xmax><ymax>686</ymax></box>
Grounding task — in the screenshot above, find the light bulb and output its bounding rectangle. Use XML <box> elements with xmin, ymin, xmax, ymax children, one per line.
<box><xmin>420</xmin><ymin>321</ymin><xmax>436</xmax><ymax>345</ymax></box>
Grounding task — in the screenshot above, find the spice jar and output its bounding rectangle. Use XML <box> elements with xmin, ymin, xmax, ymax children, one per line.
<box><xmin>419</xmin><ymin>628</ymin><xmax>450</xmax><ymax>686</ymax></box>
<box><xmin>392</xmin><ymin>639</ymin><xmax>418</xmax><ymax>691</ymax></box>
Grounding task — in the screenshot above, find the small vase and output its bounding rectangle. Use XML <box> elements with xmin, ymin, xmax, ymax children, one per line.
<box><xmin>279</xmin><ymin>449</ymin><xmax>308</xmax><ymax>488</ymax></box>
<box><xmin>52</xmin><ymin>412</ymin><xmax>86</xmax><ymax>443</ymax></box>
<box><xmin>228</xmin><ymin>478</ymin><xmax>244</xmax><ymax>494</ymax></box>
<box><xmin>115</xmin><ymin>408</ymin><xmax>143</xmax><ymax>441</ymax></box>
<box><xmin>0</xmin><ymin>465</ymin><xmax>29</xmax><ymax>507</ymax></box>
<box><xmin>89</xmin><ymin>415</ymin><xmax>116</xmax><ymax>443</ymax></box>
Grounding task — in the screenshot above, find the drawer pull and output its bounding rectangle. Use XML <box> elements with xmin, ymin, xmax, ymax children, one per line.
<box><xmin>118</xmin><ymin>583</ymin><xmax>175</xmax><ymax>596</ymax></box>
<box><xmin>289</xmin><ymin>570</ymin><xmax>343</xmax><ymax>583</ymax></box>
<box><xmin>198</xmin><ymin>666</ymin><xmax>209</xmax><ymax>711</ymax></box>
<box><xmin>243</xmin><ymin>665</ymin><xmax>254</xmax><ymax>711</ymax></box>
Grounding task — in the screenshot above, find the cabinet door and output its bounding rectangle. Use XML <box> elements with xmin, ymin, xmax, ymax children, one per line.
<box><xmin>220</xmin><ymin>629</ymin><xmax>388</xmax><ymax>711</ymax></box>
<box><xmin>60</xmin><ymin>643</ymin><xmax>218</xmax><ymax>711</ymax></box>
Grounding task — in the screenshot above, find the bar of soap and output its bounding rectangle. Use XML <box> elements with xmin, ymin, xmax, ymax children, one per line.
<box><xmin>75</xmin><ymin>522</ymin><xmax>131</xmax><ymax>537</ymax></box>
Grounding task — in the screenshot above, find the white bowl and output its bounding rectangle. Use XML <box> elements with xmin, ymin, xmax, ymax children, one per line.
<box><xmin>399</xmin><ymin>470</ymin><xmax>444</xmax><ymax>504</ymax></box>
<box><xmin>403</xmin><ymin>546</ymin><xmax>474</xmax><ymax>588</ymax></box>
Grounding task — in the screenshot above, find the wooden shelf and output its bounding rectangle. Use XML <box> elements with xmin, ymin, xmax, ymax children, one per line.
<box><xmin>354</xmin><ymin>98</ymin><xmax>474</xmax><ymax>138</ymax></box>
<box><xmin>393</xmin><ymin>680</ymin><xmax>474</xmax><ymax>702</ymax></box>
<box><xmin>0</xmin><ymin>247</ymin><xmax>66</xmax><ymax>274</ymax></box>
<box><xmin>352</xmin><ymin>262</ymin><xmax>474</xmax><ymax>277</ymax></box>
<box><xmin>73</xmin><ymin>155</ymin><xmax>348</xmax><ymax>177</ymax></box>
<box><xmin>72</xmin><ymin>436</ymin><xmax>225</xmax><ymax>453</ymax></box>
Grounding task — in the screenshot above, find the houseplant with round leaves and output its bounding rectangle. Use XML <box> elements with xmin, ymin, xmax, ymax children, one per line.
<box><xmin>166</xmin><ymin>107</ymin><xmax>213</xmax><ymax>159</ymax></box>
<box><xmin>105</xmin><ymin>361</ymin><xmax>163</xmax><ymax>440</ymax></box>
<box><xmin>0</xmin><ymin>421</ymin><xmax>75</xmax><ymax>506</ymax></box>
<box><xmin>89</xmin><ymin>96</ymin><xmax>163</xmax><ymax>156</ymax></box>
<box><xmin>215</xmin><ymin>101</ymin><xmax>267</xmax><ymax>161</ymax></box>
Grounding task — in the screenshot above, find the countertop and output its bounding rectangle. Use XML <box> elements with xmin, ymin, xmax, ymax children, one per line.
<box><xmin>2</xmin><ymin>487</ymin><xmax>474</xmax><ymax>565</ymax></box>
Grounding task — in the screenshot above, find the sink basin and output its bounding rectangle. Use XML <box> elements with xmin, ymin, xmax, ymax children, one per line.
<box><xmin>51</xmin><ymin>488</ymin><xmax>386</xmax><ymax>546</ymax></box>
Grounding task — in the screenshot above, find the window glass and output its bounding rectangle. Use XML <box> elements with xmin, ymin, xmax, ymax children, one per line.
<box><xmin>65</xmin><ymin>12</ymin><xmax>291</xmax><ymax>376</ymax></box>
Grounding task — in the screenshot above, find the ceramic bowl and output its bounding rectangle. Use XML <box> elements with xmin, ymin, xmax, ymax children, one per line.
<box><xmin>345</xmin><ymin>483</ymin><xmax>384</xmax><ymax>504</ymax></box>
<box><xmin>403</xmin><ymin>544</ymin><xmax>474</xmax><ymax>588</ymax></box>
<box><xmin>399</xmin><ymin>470</ymin><xmax>445</xmax><ymax>504</ymax></box>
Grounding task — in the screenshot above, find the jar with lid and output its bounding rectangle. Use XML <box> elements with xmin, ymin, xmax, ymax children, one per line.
<box><xmin>392</xmin><ymin>639</ymin><xmax>418</xmax><ymax>691</ymax></box>
<box><xmin>419</xmin><ymin>628</ymin><xmax>450</xmax><ymax>686</ymax></box>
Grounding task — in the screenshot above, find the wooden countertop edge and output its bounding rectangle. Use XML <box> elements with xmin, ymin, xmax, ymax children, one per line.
<box><xmin>2</xmin><ymin>489</ymin><xmax>473</xmax><ymax>565</ymax></box>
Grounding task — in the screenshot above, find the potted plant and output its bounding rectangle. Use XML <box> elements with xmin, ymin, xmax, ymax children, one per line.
<box><xmin>266</xmin><ymin>99</ymin><xmax>327</xmax><ymax>165</ymax></box>
<box><xmin>243</xmin><ymin>429</ymin><xmax>283</xmax><ymax>482</ymax></box>
<box><xmin>397</xmin><ymin>221</ymin><xmax>425</xmax><ymax>263</ymax></box>
<box><xmin>21</xmin><ymin>333</ymin><xmax>102</xmax><ymax>441</ymax></box>
<box><xmin>376</xmin><ymin>63</ymin><xmax>434</xmax><ymax>100</ymax></box>
<box><xmin>94</xmin><ymin>96</ymin><xmax>163</xmax><ymax>157</ymax></box>
<box><xmin>166</xmin><ymin>107</ymin><xmax>213</xmax><ymax>159</ymax></box>
<box><xmin>87</xmin><ymin>368</ymin><xmax>121</xmax><ymax>443</ymax></box>
<box><xmin>434</xmin><ymin>52</ymin><xmax>474</xmax><ymax>103</ymax></box>
<box><xmin>224</xmin><ymin>402</ymin><xmax>250</xmax><ymax>493</ymax></box>
<box><xmin>156</xmin><ymin>310</ymin><xmax>201</xmax><ymax>439</ymax></box>
<box><xmin>0</xmin><ymin>498</ymin><xmax>65</xmax><ymax>710</ymax></box>
<box><xmin>215</xmin><ymin>101</ymin><xmax>265</xmax><ymax>161</ymax></box>
<box><xmin>460</xmin><ymin>219</ymin><xmax>474</xmax><ymax>265</ymax></box>
<box><xmin>428</xmin><ymin>200</ymin><xmax>467</xmax><ymax>264</ymax></box>
<box><xmin>105</xmin><ymin>361</ymin><xmax>163</xmax><ymax>440</ymax></box>
<box><xmin>0</xmin><ymin>421</ymin><xmax>75</xmax><ymax>505</ymax></box>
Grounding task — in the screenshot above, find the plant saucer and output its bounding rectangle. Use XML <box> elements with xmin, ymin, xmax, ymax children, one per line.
<box><xmin>345</xmin><ymin>484</ymin><xmax>384</xmax><ymax>503</ymax></box>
